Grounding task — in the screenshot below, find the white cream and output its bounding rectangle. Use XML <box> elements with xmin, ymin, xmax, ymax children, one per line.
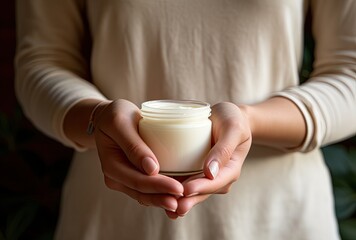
<box><xmin>139</xmin><ymin>100</ymin><xmax>212</xmax><ymax>175</ymax></box>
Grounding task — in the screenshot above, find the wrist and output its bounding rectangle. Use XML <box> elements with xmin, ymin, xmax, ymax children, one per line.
<box><xmin>238</xmin><ymin>104</ymin><xmax>255</xmax><ymax>139</ymax></box>
<box><xmin>87</xmin><ymin>100</ymin><xmax>112</xmax><ymax>135</ymax></box>
<box><xmin>63</xmin><ymin>98</ymin><xmax>111</xmax><ymax>149</ymax></box>
<box><xmin>238</xmin><ymin>97</ymin><xmax>306</xmax><ymax>150</ymax></box>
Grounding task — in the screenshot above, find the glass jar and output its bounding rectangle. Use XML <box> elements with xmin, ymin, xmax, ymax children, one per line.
<box><xmin>139</xmin><ymin>100</ymin><xmax>212</xmax><ymax>176</ymax></box>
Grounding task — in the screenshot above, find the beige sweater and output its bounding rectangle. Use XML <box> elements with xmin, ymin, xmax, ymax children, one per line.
<box><xmin>15</xmin><ymin>0</ymin><xmax>356</xmax><ymax>239</ymax></box>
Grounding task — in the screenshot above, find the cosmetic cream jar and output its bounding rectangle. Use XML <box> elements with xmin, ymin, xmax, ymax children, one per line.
<box><xmin>139</xmin><ymin>100</ymin><xmax>212</xmax><ymax>175</ymax></box>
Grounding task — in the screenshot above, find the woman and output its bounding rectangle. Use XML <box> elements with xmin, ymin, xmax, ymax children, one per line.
<box><xmin>15</xmin><ymin>0</ymin><xmax>356</xmax><ymax>239</ymax></box>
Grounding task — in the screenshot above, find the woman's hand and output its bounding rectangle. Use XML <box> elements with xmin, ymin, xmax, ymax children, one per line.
<box><xmin>64</xmin><ymin>97</ymin><xmax>303</xmax><ymax>219</ymax></box>
<box><xmin>165</xmin><ymin>102</ymin><xmax>252</xmax><ymax>219</ymax></box>
<box><xmin>93</xmin><ymin>99</ymin><xmax>184</xmax><ymax>212</ymax></box>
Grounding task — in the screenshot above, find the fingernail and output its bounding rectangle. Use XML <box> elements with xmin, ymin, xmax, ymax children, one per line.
<box><xmin>164</xmin><ymin>206</ymin><xmax>177</xmax><ymax>212</ymax></box>
<box><xmin>142</xmin><ymin>157</ymin><xmax>158</xmax><ymax>175</ymax></box>
<box><xmin>185</xmin><ymin>192</ymin><xmax>198</xmax><ymax>197</ymax></box>
<box><xmin>169</xmin><ymin>192</ymin><xmax>184</xmax><ymax>197</ymax></box>
<box><xmin>208</xmin><ymin>160</ymin><xmax>219</xmax><ymax>179</ymax></box>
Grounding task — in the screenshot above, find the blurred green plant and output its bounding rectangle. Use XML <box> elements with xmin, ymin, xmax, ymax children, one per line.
<box><xmin>322</xmin><ymin>140</ymin><xmax>356</xmax><ymax>240</ymax></box>
<box><xmin>301</xmin><ymin>8</ymin><xmax>356</xmax><ymax>239</ymax></box>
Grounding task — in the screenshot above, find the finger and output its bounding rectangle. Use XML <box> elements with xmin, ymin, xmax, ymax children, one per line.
<box><xmin>104</xmin><ymin>176</ymin><xmax>179</xmax><ymax>212</ymax></box>
<box><xmin>203</xmin><ymin>126</ymin><xmax>240</xmax><ymax>180</ymax></box>
<box><xmin>183</xmin><ymin>135</ymin><xmax>251</xmax><ymax>197</ymax></box>
<box><xmin>97</xmin><ymin>100</ymin><xmax>160</xmax><ymax>175</ymax></box>
<box><xmin>183</xmin><ymin>155</ymin><xmax>242</xmax><ymax>197</ymax></box>
<box><xmin>205</xmin><ymin>103</ymin><xmax>251</xmax><ymax>180</ymax></box>
<box><xmin>175</xmin><ymin>194</ymin><xmax>211</xmax><ymax>217</ymax></box>
<box><xmin>97</xmin><ymin>134</ymin><xmax>184</xmax><ymax>195</ymax></box>
<box><xmin>165</xmin><ymin>210</ymin><xmax>179</xmax><ymax>220</ymax></box>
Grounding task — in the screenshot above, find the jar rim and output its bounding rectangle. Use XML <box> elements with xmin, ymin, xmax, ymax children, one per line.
<box><xmin>141</xmin><ymin>99</ymin><xmax>211</xmax><ymax>119</ymax></box>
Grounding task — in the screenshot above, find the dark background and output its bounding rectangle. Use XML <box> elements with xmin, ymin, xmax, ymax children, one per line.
<box><xmin>1</xmin><ymin>1</ymin><xmax>355</xmax><ymax>239</ymax></box>
<box><xmin>0</xmin><ymin>2</ymin><xmax>72</xmax><ymax>239</ymax></box>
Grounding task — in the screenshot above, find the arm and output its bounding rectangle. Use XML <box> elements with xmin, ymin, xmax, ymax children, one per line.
<box><xmin>172</xmin><ymin>0</ymin><xmax>356</xmax><ymax>218</ymax></box>
<box><xmin>238</xmin><ymin>0</ymin><xmax>356</xmax><ymax>153</ymax></box>
<box><xmin>64</xmin><ymin>0</ymin><xmax>356</xmax><ymax>219</ymax></box>
<box><xmin>244</xmin><ymin>0</ymin><xmax>356</xmax><ymax>152</ymax></box>
<box><xmin>15</xmin><ymin>0</ymin><xmax>107</xmax><ymax>150</ymax></box>
<box><xmin>240</xmin><ymin>97</ymin><xmax>307</xmax><ymax>150</ymax></box>
<box><xmin>16</xmin><ymin>0</ymin><xmax>184</xmax><ymax>212</ymax></box>
<box><xmin>271</xmin><ymin>0</ymin><xmax>356</xmax><ymax>151</ymax></box>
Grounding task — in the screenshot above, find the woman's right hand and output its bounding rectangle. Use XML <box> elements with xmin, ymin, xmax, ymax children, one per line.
<box><xmin>93</xmin><ymin>99</ymin><xmax>184</xmax><ymax>212</ymax></box>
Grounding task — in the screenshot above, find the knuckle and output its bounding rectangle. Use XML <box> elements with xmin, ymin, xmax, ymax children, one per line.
<box><xmin>225</xmin><ymin>117</ymin><xmax>239</xmax><ymax>128</ymax></box>
<box><xmin>217</xmin><ymin>172</ymin><xmax>240</xmax><ymax>195</ymax></box>
<box><xmin>129</xmin><ymin>176</ymin><xmax>144</xmax><ymax>192</ymax></box>
<box><xmin>231</xmin><ymin>169</ymin><xmax>241</xmax><ymax>183</ymax></box>
<box><xmin>126</xmin><ymin>142</ymin><xmax>142</xmax><ymax>162</ymax></box>
<box><xmin>227</xmin><ymin>172</ymin><xmax>240</xmax><ymax>186</ymax></box>
<box><xmin>231</xmin><ymin>174</ymin><xmax>239</xmax><ymax>183</ymax></box>
<box><xmin>217</xmin><ymin>145</ymin><xmax>233</xmax><ymax>161</ymax></box>
<box><xmin>112</xmin><ymin>111</ymin><xmax>128</xmax><ymax>125</ymax></box>
<box><xmin>220</xmin><ymin>189</ymin><xmax>229</xmax><ymax>194</ymax></box>
<box><xmin>218</xmin><ymin>184</ymin><xmax>232</xmax><ymax>194</ymax></box>
<box><xmin>228</xmin><ymin>121</ymin><xmax>245</xmax><ymax>135</ymax></box>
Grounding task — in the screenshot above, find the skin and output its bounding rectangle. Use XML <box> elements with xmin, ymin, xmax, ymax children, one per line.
<box><xmin>63</xmin><ymin>97</ymin><xmax>306</xmax><ymax>219</ymax></box>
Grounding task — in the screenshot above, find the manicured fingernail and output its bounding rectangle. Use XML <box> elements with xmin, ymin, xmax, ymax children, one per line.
<box><xmin>163</xmin><ymin>206</ymin><xmax>176</xmax><ymax>212</ymax></box>
<box><xmin>185</xmin><ymin>192</ymin><xmax>198</xmax><ymax>197</ymax></box>
<box><xmin>208</xmin><ymin>160</ymin><xmax>219</xmax><ymax>179</ymax></box>
<box><xmin>170</xmin><ymin>192</ymin><xmax>184</xmax><ymax>197</ymax></box>
<box><xmin>142</xmin><ymin>157</ymin><xmax>158</xmax><ymax>175</ymax></box>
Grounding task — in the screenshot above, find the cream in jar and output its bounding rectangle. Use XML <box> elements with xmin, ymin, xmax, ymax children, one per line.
<box><xmin>139</xmin><ymin>100</ymin><xmax>212</xmax><ymax>175</ymax></box>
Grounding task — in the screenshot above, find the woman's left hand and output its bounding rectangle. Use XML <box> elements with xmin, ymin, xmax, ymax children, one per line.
<box><xmin>165</xmin><ymin>102</ymin><xmax>252</xmax><ymax>219</ymax></box>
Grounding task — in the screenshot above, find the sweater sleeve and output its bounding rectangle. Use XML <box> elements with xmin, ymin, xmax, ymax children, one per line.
<box><xmin>273</xmin><ymin>0</ymin><xmax>356</xmax><ymax>152</ymax></box>
<box><xmin>15</xmin><ymin>0</ymin><xmax>108</xmax><ymax>150</ymax></box>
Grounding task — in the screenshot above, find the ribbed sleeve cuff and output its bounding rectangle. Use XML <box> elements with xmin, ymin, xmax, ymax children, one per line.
<box><xmin>48</xmin><ymin>74</ymin><xmax>108</xmax><ymax>152</ymax></box>
<box><xmin>271</xmin><ymin>91</ymin><xmax>316</xmax><ymax>153</ymax></box>
<box><xmin>56</xmin><ymin>96</ymin><xmax>108</xmax><ymax>152</ymax></box>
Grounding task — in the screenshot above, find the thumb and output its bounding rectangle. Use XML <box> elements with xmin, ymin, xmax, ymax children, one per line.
<box><xmin>203</xmin><ymin>102</ymin><xmax>250</xmax><ymax>180</ymax></box>
<box><xmin>115</xmin><ymin>119</ymin><xmax>160</xmax><ymax>175</ymax></box>
<box><xmin>203</xmin><ymin>133</ymin><xmax>237</xmax><ymax>180</ymax></box>
<box><xmin>97</xmin><ymin>100</ymin><xmax>160</xmax><ymax>175</ymax></box>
